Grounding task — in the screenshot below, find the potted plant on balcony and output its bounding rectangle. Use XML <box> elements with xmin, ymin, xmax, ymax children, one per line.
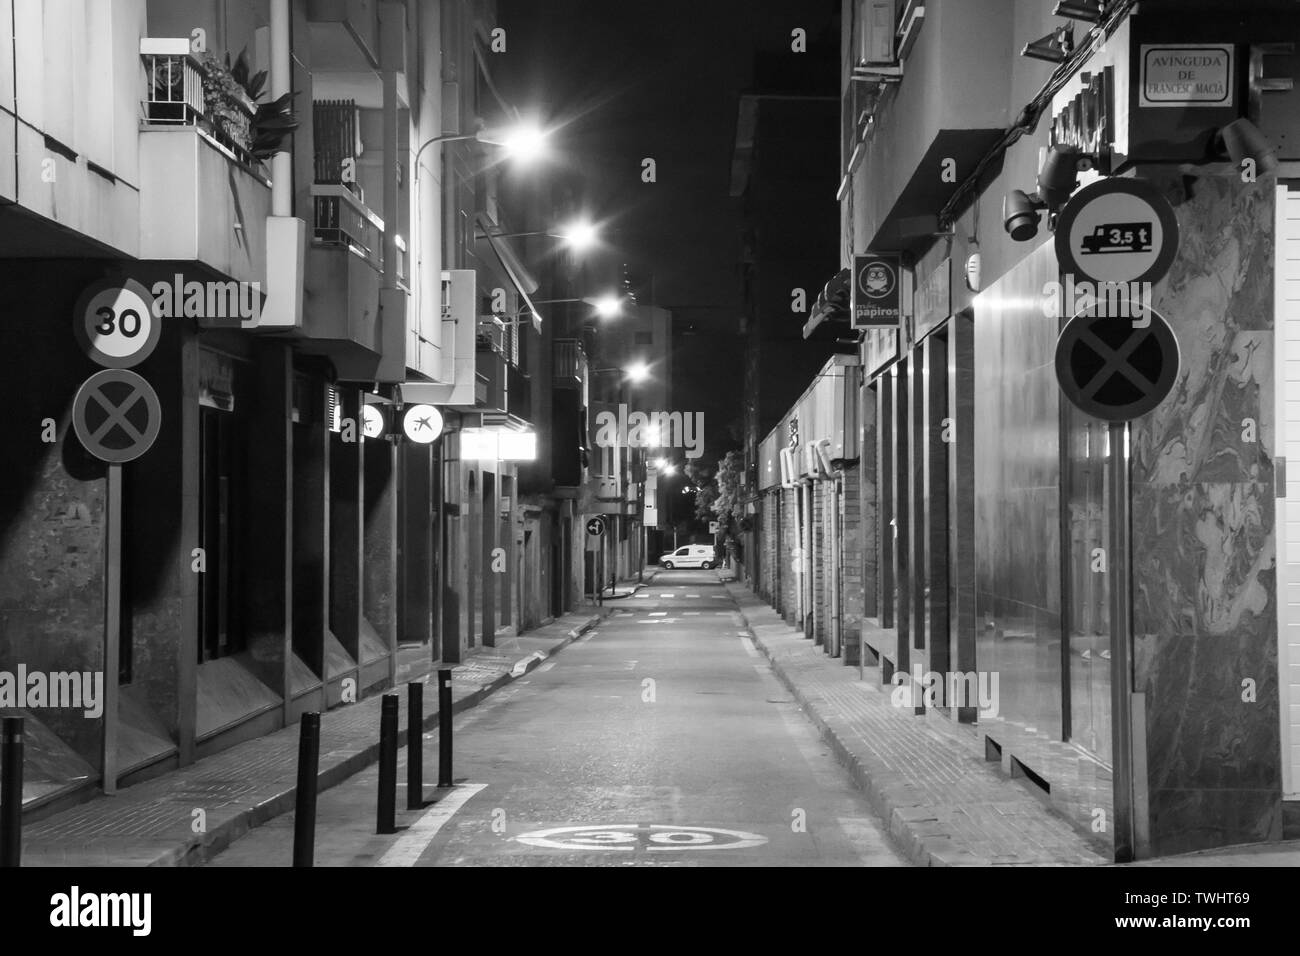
<box><xmin>198</xmin><ymin>53</ymin><xmax>255</xmax><ymax>159</ymax></box>
<box><xmin>198</xmin><ymin>49</ymin><xmax>299</xmax><ymax>167</ymax></box>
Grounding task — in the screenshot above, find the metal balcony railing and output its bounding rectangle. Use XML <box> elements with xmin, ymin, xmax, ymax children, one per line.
<box><xmin>553</xmin><ymin>339</ymin><xmax>589</xmax><ymax>388</ymax></box>
<box><xmin>141</xmin><ymin>39</ymin><xmax>257</xmax><ymax>168</ymax></box>
<box><xmin>311</xmin><ymin>184</ymin><xmax>384</xmax><ymax>270</ymax></box>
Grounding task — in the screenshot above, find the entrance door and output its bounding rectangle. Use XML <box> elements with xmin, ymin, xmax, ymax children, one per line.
<box><xmin>1275</xmin><ymin>181</ymin><xmax>1300</xmax><ymax>798</ymax></box>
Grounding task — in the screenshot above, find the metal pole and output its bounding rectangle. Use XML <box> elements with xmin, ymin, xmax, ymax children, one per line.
<box><xmin>1</xmin><ymin>716</ymin><xmax>23</xmax><ymax>867</ymax></box>
<box><xmin>292</xmin><ymin>712</ymin><xmax>320</xmax><ymax>867</ymax></box>
<box><xmin>103</xmin><ymin>463</ymin><xmax>122</xmax><ymax>795</ymax></box>
<box><xmin>377</xmin><ymin>694</ymin><xmax>398</xmax><ymax>834</ymax></box>
<box><xmin>407</xmin><ymin>682</ymin><xmax>424</xmax><ymax>809</ymax></box>
<box><xmin>437</xmin><ymin>669</ymin><xmax>454</xmax><ymax>787</ymax></box>
<box><xmin>1107</xmin><ymin>421</ymin><xmax>1136</xmax><ymax>862</ymax></box>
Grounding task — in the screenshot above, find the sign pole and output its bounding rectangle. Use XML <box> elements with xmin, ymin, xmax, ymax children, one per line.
<box><xmin>1107</xmin><ymin>421</ymin><xmax>1136</xmax><ymax>862</ymax></box>
<box><xmin>102</xmin><ymin>463</ymin><xmax>122</xmax><ymax>796</ymax></box>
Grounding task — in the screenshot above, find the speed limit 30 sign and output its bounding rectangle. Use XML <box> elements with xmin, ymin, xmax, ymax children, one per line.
<box><xmin>73</xmin><ymin>277</ymin><xmax>162</xmax><ymax>369</ymax></box>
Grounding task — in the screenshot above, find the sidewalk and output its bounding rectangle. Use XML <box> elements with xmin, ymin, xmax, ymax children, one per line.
<box><xmin>721</xmin><ymin>575</ymin><xmax>1108</xmax><ymax>866</ymax></box>
<box><xmin>598</xmin><ymin>566</ymin><xmax>659</xmax><ymax>600</ymax></box>
<box><xmin>18</xmin><ymin>611</ymin><xmax>603</xmax><ymax>867</ymax></box>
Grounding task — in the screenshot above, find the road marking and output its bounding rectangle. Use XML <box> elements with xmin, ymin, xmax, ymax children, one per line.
<box><xmin>374</xmin><ymin>783</ymin><xmax>487</xmax><ymax>867</ymax></box>
<box><xmin>649</xmin><ymin>611</ymin><xmax>667</xmax><ymax>616</ymax></box>
<box><xmin>515</xmin><ymin>824</ymin><xmax>767</xmax><ymax>852</ymax></box>
<box><xmin>537</xmin><ymin>661</ymin><xmax>556</xmax><ymax>673</ymax></box>
<box><xmin>738</xmin><ymin>636</ymin><xmax>759</xmax><ymax>658</ymax></box>
<box><xmin>684</xmin><ymin>611</ymin><xmax>701</xmax><ymax>616</ymax></box>
<box><xmin>659</xmin><ymin>593</ymin><xmax>674</xmax><ymax>598</ymax></box>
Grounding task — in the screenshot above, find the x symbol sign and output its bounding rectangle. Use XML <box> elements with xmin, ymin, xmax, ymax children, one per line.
<box><xmin>88</xmin><ymin>389</ymin><xmax>146</xmax><ymax>444</ymax></box>
<box><xmin>1076</xmin><ymin>325</ymin><xmax>1156</xmax><ymax>401</ymax></box>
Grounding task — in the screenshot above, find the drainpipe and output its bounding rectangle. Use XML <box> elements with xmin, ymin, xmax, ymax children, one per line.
<box><xmin>269</xmin><ymin>0</ymin><xmax>291</xmax><ymax>217</ymax></box>
<box><xmin>829</xmin><ymin>475</ymin><xmax>841</xmax><ymax>657</ymax></box>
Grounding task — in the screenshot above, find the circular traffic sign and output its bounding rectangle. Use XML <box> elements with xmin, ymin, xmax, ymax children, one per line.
<box><xmin>73</xmin><ymin>278</ymin><xmax>161</xmax><ymax>369</ymax></box>
<box><xmin>402</xmin><ymin>404</ymin><xmax>443</xmax><ymax>443</ymax></box>
<box><xmin>1054</xmin><ymin>177</ymin><xmax>1179</xmax><ymax>287</ymax></box>
<box><xmin>72</xmin><ymin>369</ymin><xmax>162</xmax><ymax>463</ymax></box>
<box><xmin>585</xmin><ymin>516</ymin><xmax>606</xmax><ymax>537</ymax></box>
<box><xmin>1055</xmin><ymin>306</ymin><xmax>1180</xmax><ymax>422</ymax></box>
<box><xmin>515</xmin><ymin>824</ymin><xmax>767</xmax><ymax>852</ymax></box>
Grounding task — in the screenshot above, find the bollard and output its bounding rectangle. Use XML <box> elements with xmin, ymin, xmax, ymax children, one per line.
<box><xmin>292</xmin><ymin>713</ymin><xmax>320</xmax><ymax>867</ymax></box>
<box><xmin>407</xmin><ymin>682</ymin><xmax>423</xmax><ymax>810</ymax></box>
<box><xmin>1</xmin><ymin>717</ymin><xmax>22</xmax><ymax>867</ymax></box>
<box><xmin>437</xmin><ymin>668</ymin><xmax>453</xmax><ymax>788</ymax></box>
<box><xmin>377</xmin><ymin>694</ymin><xmax>398</xmax><ymax>834</ymax></box>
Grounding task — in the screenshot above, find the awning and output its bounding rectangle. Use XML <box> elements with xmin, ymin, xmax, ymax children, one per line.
<box><xmin>475</xmin><ymin>213</ymin><xmax>543</xmax><ymax>333</ymax></box>
<box><xmin>802</xmin><ymin>268</ymin><xmax>851</xmax><ymax>339</ymax></box>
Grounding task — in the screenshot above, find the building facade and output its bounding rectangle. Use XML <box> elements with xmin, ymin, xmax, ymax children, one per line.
<box><xmin>0</xmin><ymin>0</ymin><xmax>584</xmax><ymax>818</ymax></box>
<box><xmin>750</xmin><ymin>0</ymin><xmax>1300</xmax><ymax>860</ymax></box>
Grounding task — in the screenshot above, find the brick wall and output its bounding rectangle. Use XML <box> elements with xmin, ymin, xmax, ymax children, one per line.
<box><xmin>840</xmin><ymin>466</ymin><xmax>864</xmax><ymax>664</ymax></box>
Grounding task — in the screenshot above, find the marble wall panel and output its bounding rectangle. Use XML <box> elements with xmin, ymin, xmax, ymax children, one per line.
<box><xmin>1130</xmin><ymin>170</ymin><xmax>1280</xmax><ymax>855</ymax></box>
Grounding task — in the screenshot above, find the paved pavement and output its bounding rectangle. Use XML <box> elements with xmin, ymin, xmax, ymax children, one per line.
<box><xmin>18</xmin><ymin>612</ymin><xmax>601</xmax><ymax>867</ymax></box>
<box><xmin>208</xmin><ymin>569</ymin><xmax>909</xmax><ymax>867</ymax></box>
<box><xmin>721</xmin><ymin>576</ymin><xmax>1109</xmax><ymax>867</ymax></box>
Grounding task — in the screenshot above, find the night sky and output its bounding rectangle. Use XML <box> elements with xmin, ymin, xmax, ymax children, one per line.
<box><xmin>495</xmin><ymin>0</ymin><xmax>838</xmax><ymax>462</ymax></box>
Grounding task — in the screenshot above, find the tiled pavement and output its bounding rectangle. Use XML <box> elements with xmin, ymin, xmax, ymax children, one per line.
<box><xmin>19</xmin><ymin>611</ymin><xmax>603</xmax><ymax>867</ymax></box>
<box><xmin>722</xmin><ymin>578</ymin><xmax>1109</xmax><ymax>867</ymax></box>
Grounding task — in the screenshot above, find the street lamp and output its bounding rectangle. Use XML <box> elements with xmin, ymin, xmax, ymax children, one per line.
<box><xmin>625</xmin><ymin>361</ymin><xmax>650</xmax><ymax>383</ymax></box>
<box><xmin>476</xmin><ymin>218</ymin><xmax>600</xmax><ymax>253</ymax></box>
<box><xmin>413</xmin><ymin>121</ymin><xmax>551</xmax><ymax>181</ymax></box>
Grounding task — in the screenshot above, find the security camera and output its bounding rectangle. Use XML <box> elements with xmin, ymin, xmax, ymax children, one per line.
<box><xmin>1037</xmin><ymin>145</ymin><xmax>1089</xmax><ymax>206</ymax></box>
<box><xmin>1003</xmin><ymin>189</ymin><xmax>1046</xmax><ymax>241</ymax></box>
<box><xmin>1214</xmin><ymin>118</ymin><xmax>1279</xmax><ymax>175</ymax></box>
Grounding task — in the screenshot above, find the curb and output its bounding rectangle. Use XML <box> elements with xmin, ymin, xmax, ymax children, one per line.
<box><xmin>163</xmin><ymin>615</ymin><xmax>601</xmax><ymax>867</ymax></box>
<box><xmin>722</xmin><ymin>582</ymin><xmax>966</xmax><ymax>868</ymax></box>
<box><xmin>724</xmin><ymin>582</ymin><xmax>1105</xmax><ymax>868</ymax></box>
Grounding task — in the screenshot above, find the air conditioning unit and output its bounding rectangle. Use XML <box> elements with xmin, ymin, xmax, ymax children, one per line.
<box><xmin>857</xmin><ymin>0</ymin><xmax>895</xmax><ymax>66</ymax></box>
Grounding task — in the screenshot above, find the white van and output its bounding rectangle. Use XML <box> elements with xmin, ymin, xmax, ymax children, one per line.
<box><xmin>658</xmin><ymin>544</ymin><xmax>717</xmax><ymax>570</ymax></box>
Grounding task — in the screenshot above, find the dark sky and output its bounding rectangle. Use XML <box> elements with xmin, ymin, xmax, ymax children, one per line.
<box><xmin>494</xmin><ymin>0</ymin><xmax>838</xmax><ymax>460</ymax></box>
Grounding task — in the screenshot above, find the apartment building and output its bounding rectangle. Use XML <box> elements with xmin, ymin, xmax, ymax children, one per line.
<box><xmin>0</xmin><ymin>0</ymin><xmax>577</xmax><ymax>817</ymax></box>
<box><xmin>749</xmin><ymin>0</ymin><xmax>1300</xmax><ymax>860</ymax></box>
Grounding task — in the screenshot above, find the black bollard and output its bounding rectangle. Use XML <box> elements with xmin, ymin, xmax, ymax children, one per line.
<box><xmin>292</xmin><ymin>713</ymin><xmax>320</xmax><ymax>867</ymax></box>
<box><xmin>407</xmin><ymin>682</ymin><xmax>423</xmax><ymax>810</ymax></box>
<box><xmin>437</xmin><ymin>669</ymin><xmax>453</xmax><ymax>788</ymax></box>
<box><xmin>377</xmin><ymin>695</ymin><xmax>398</xmax><ymax>834</ymax></box>
<box><xmin>1</xmin><ymin>717</ymin><xmax>22</xmax><ymax>867</ymax></box>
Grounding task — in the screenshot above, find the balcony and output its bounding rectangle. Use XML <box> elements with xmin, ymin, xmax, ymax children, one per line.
<box><xmin>554</xmin><ymin>339</ymin><xmax>589</xmax><ymax>391</ymax></box>
<box><xmin>137</xmin><ymin>39</ymin><xmax>270</xmax><ymax>288</ymax></box>
<box><xmin>312</xmin><ymin>185</ymin><xmax>383</xmax><ymax>270</ymax></box>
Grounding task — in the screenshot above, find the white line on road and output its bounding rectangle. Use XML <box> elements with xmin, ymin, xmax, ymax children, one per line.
<box><xmin>684</xmin><ymin>611</ymin><xmax>701</xmax><ymax>616</ymax></box>
<box><xmin>375</xmin><ymin>783</ymin><xmax>487</xmax><ymax>867</ymax></box>
<box><xmin>738</xmin><ymin>636</ymin><xmax>759</xmax><ymax>658</ymax></box>
<box><xmin>649</xmin><ymin>611</ymin><xmax>667</xmax><ymax>616</ymax></box>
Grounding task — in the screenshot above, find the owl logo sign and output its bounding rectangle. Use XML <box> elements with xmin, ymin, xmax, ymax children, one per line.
<box><xmin>852</xmin><ymin>253</ymin><xmax>901</xmax><ymax>328</ymax></box>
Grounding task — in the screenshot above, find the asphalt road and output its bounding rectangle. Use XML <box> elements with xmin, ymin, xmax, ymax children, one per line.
<box><xmin>207</xmin><ymin>570</ymin><xmax>909</xmax><ymax>867</ymax></box>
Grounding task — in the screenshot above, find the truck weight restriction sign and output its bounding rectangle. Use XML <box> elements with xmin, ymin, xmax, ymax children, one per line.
<box><xmin>1055</xmin><ymin>307</ymin><xmax>1179</xmax><ymax>423</ymax></box>
<box><xmin>73</xmin><ymin>277</ymin><xmax>162</xmax><ymax>369</ymax></box>
<box><xmin>1054</xmin><ymin>177</ymin><xmax>1179</xmax><ymax>288</ymax></box>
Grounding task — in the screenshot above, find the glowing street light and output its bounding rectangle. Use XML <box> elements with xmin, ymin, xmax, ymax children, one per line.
<box><xmin>496</xmin><ymin>121</ymin><xmax>549</xmax><ymax>163</ymax></box>
<box><xmin>594</xmin><ymin>294</ymin><xmax>623</xmax><ymax>319</ymax></box>
<box><xmin>625</xmin><ymin>361</ymin><xmax>650</xmax><ymax>383</ymax></box>
<box><xmin>561</xmin><ymin>219</ymin><xmax>599</xmax><ymax>252</ymax></box>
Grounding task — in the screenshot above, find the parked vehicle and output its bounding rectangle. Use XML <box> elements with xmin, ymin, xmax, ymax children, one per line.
<box><xmin>659</xmin><ymin>544</ymin><xmax>716</xmax><ymax>570</ymax></box>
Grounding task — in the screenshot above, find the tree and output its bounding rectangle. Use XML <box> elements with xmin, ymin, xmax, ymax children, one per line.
<box><xmin>712</xmin><ymin>450</ymin><xmax>744</xmax><ymax>530</ymax></box>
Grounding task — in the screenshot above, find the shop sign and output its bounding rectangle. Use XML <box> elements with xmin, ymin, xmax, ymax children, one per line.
<box><xmin>914</xmin><ymin>257</ymin><xmax>951</xmax><ymax>342</ymax></box>
<box><xmin>1139</xmin><ymin>44</ymin><xmax>1233</xmax><ymax>108</ymax></box>
<box><xmin>851</xmin><ymin>253</ymin><xmax>902</xmax><ymax>328</ymax></box>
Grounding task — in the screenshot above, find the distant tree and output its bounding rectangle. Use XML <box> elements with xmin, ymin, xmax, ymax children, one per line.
<box><xmin>685</xmin><ymin>460</ymin><xmax>717</xmax><ymax>523</ymax></box>
<box><xmin>712</xmin><ymin>450</ymin><xmax>744</xmax><ymax>531</ymax></box>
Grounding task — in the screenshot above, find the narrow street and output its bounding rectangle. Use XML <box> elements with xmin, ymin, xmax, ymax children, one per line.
<box><xmin>209</xmin><ymin>570</ymin><xmax>907</xmax><ymax>867</ymax></box>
